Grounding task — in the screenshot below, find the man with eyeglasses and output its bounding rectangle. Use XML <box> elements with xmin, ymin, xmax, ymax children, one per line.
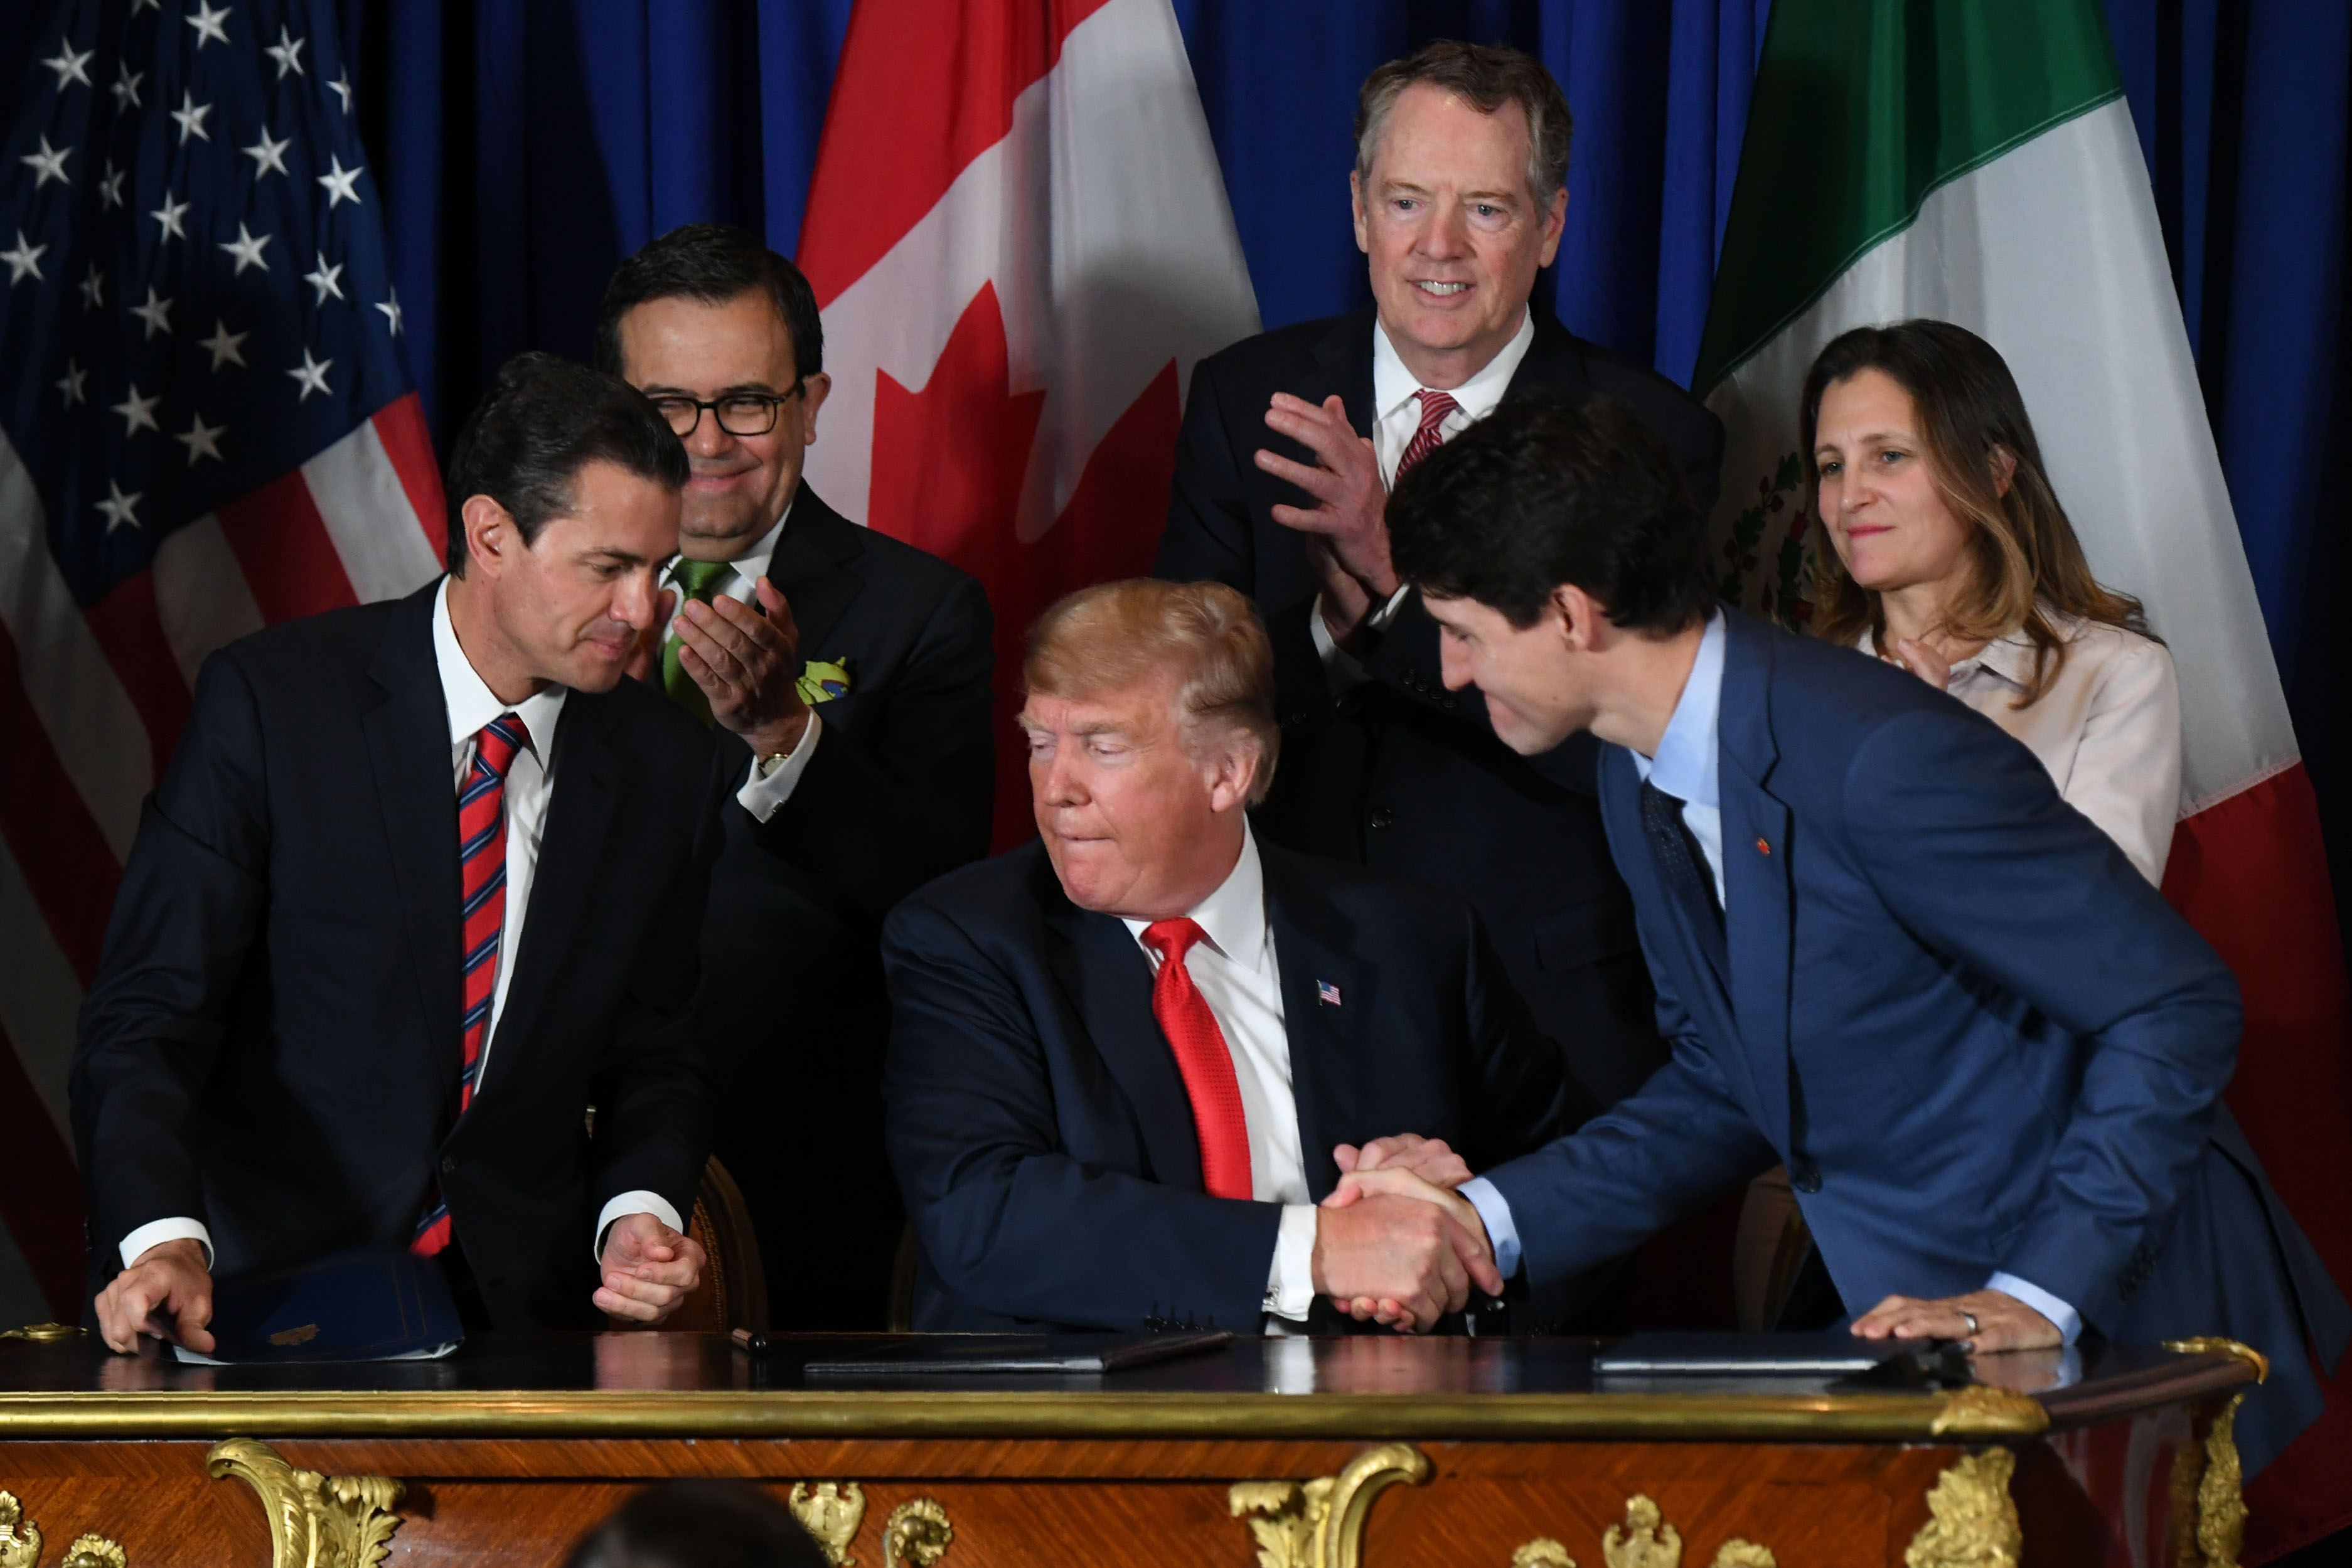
<box><xmin>597</xmin><ymin>224</ymin><xmax>995</xmax><ymax>1330</ymax></box>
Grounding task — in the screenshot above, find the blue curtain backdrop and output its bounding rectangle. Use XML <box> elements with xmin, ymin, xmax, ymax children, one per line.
<box><xmin>28</xmin><ymin>0</ymin><xmax>2328</xmax><ymax>900</ymax></box>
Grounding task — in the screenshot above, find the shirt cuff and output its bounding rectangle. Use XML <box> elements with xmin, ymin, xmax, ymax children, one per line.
<box><xmin>1365</xmin><ymin>582</ymin><xmax>1413</xmax><ymax>631</ymax></box>
<box><xmin>120</xmin><ymin>1217</ymin><xmax>213</xmax><ymax>1272</ymax></box>
<box><xmin>1986</xmin><ymin>1271</ymin><xmax>2082</xmax><ymax>1345</ymax></box>
<box><xmin>735</xmin><ymin>710</ymin><xmax>823</xmax><ymax>823</ymax></box>
<box><xmin>1458</xmin><ymin>1176</ymin><xmax>1520</xmax><ymax>1281</ymax></box>
<box><xmin>1264</xmin><ymin>1203</ymin><xmax>1319</xmax><ymax>1320</ymax></box>
<box><xmin>1309</xmin><ymin>597</ymin><xmax>1374</xmax><ymax>695</ymax></box>
<box><xmin>595</xmin><ymin>1192</ymin><xmax>687</xmax><ymax>1264</ymax></box>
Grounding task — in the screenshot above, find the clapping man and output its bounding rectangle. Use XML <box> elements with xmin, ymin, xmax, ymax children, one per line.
<box><xmin>599</xmin><ymin>225</ymin><xmax>996</xmax><ymax>1328</ymax></box>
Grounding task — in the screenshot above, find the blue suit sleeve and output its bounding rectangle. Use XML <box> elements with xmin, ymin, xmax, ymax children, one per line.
<box><xmin>881</xmin><ymin>897</ymin><xmax>1282</xmax><ymax>1331</ymax></box>
<box><xmin>1844</xmin><ymin>708</ymin><xmax>2240</xmax><ymax>1331</ymax></box>
<box><xmin>1479</xmin><ymin>911</ymin><xmax>1776</xmax><ymax>1289</ymax></box>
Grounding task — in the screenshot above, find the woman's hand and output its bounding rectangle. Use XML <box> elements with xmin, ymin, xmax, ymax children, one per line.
<box><xmin>1892</xmin><ymin>637</ymin><xmax>1954</xmax><ymax>691</ymax></box>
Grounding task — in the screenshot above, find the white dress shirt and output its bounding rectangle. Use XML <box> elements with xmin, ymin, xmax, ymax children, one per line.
<box><xmin>120</xmin><ymin>580</ymin><xmax>678</xmax><ymax>1272</ymax></box>
<box><xmin>1457</xmin><ymin>611</ymin><xmax>2082</xmax><ymax>1343</ymax></box>
<box><xmin>1120</xmin><ymin>822</ymin><xmax>1321</xmax><ymax>1326</ymax></box>
<box><xmin>1858</xmin><ymin>614</ymin><xmax>2181</xmax><ymax>884</ymax></box>
<box><xmin>660</xmin><ymin>498</ymin><xmax>825</xmax><ymax>823</ymax></box>
<box><xmin>1310</xmin><ymin>309</ymin><xmax>1538</xmax><ymax>679</ymax></box>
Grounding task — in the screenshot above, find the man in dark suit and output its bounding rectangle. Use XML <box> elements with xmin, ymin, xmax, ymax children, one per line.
<box><xmin>882</xmin><ymin>579</ymin><xmax>1586</xmax><ymax>1333</ymax></box>
<box><xmin>75</xmin><ymin>355</ymin><xmax>725</xmax><ymax>1348</ymax></box>
<box><xmin>1156</xmin><ymin>41</ymin><xmax>1722</xmax><ymax>1111</ymax></box>
<box><xmin>597</xmin><ymin>225</ymin><xmax>995</xmax><ymax>1329</ymax></box>
<box><xmin>1349</xmin><ymin>392</ymin><xmax>2349</xmax><ymax>1475</ymax></box>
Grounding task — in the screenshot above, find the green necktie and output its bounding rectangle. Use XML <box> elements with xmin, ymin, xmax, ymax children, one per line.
<box><xmin>661</xmin><ymin>558</ymin><xmax>739</xmax><ymax>726</ymax></box>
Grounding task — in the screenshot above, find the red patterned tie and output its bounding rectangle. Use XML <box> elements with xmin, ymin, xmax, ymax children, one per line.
<box><xmin>1394</xmin><ymin>388</ymin><xmax>1462</xmax><ymax>481</ymax></box>
<box><xmin>413</xmin><ymin>712</ymin><xmax>530</xmax><ymax>1257</ymax></box>
<box><xmin>1140</xmin><ymin>919</ymin><xmax>1254</xmax><ymax>1201</ymax></box>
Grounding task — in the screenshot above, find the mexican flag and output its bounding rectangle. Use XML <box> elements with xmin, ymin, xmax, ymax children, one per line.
<box><xmin>1695</xmin><ymin>0</ymin><xmax>2352</xmax><ymax>1554</ymax></box>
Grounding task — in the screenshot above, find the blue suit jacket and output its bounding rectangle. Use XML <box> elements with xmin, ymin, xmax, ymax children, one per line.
<box><xmin>1483</xmin><ymin>611</ymin><xmax>2346</xmax><ymax>1473</ymax></box>
<box><xmin>882</xmin><ymin>839</ymin><xmax>1590</xmax><ymax>1332</ymax></box>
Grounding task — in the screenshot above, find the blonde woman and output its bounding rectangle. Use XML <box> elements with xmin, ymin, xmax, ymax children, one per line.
<box><xmin>1803</xmin><ymin>319</ymin><xmax>2181</xmax><ymax>884</ymax></box>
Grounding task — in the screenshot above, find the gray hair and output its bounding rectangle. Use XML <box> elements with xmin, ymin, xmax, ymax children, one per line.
<box><xmin>1354</xmin><ymin>40</ymin><xmax>1573</xmax><ymax>206</ymax></box>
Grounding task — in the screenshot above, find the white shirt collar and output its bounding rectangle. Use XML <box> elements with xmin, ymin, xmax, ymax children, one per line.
<box><xmin>664</xmin><ymin>494</ymin><xmax>794</xmax><ymax>590</ymax></box>
<box><xmin>1371</xmin><ymin>306</ymin><xmax>1536</xmax><ymax>425</ymax></box>
<box><xmin>432</xmin><ymin>577</ymin><xmax>568</xmax><ymax>756</ymax></box>
<box><xmin>1858</xmin><ymin>611</ymin><xmax>2082</xmax><ymax>691</ymax></box>
<box><xmin>1630</xmin><ymin>612</ymin><xmax>1725</xmax><ymax>808</ymax></box>
<box><xmin>1122</xmin><ymin>818</ymin><xmax>1269</xmax><ymax>966</ymax></box>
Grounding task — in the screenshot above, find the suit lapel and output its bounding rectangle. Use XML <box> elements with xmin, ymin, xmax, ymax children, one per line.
<box><xmin>486</xmin><ymin>689</ymin><xmax>619</xmax><ymax>1095</ymax></box>
<box><xmin>362</xmin><ymin>587</ymin><xmax>464</xmax><ymax>1105</ymax></box>
<box><xmin>1263</xmin><ymin>848</ymin><xmax>1362</xmax><ymax>1202</ymax></box>
<box><xmin>1046</xmin><ymin>896</ymin><xmax>1205</xmax><ymax>1191</ymax></box>
<box><xmin>1716</xmin><ymin>614</ymin><xmax>1796</xmax><ymax>1151</ymax></box>
<box><xmin>766</xmin><ymin>486</ymin><xmax>869</xmax><ymax>663</ymax></box>
<box><xmin>1502</xmin><ymin>309</ymin><xmax>1596</xmax><ymax>401</ymax></box>
<box><xmin>1307</xmin><ymin>308</ymin><xmax>1379</xmax><ymax>444</ymax></box>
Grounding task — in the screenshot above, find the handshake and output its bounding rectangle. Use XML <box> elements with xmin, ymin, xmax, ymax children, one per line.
<box><xmin>1308</xmin><ymin>1133</ymin><xmax>1497</xmax><ymax>1332</ymax></box>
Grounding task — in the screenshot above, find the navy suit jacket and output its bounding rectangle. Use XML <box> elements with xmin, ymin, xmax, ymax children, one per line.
<box><xmin>1483</xmin><ymin>611</ymin><xmax>2348</xmax><ymax>1474</ymax></box>
<box><xmin>697</xmin><ymin>484</ymin><xmax>995</xmax><ymax>1330</ymax></box>
<box><xmin>73</xmin><ymin>584</ymin><xmax>727</xmax><ymax>1329</ymax></box>
<box><xmin>881</xmin><ymin>839</ymin><xmax>1591</xmax><ymax>1331</ymax></box>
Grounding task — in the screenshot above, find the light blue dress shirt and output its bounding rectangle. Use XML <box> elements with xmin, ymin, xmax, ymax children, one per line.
<box><xmin>1457</xmin><ymin>615</ymin><xmax>2080</xmax><ymax>1343</ymax></box>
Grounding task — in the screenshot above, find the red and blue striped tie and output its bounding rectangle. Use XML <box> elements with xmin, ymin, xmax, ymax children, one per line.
<box><xmin>412</xmin><ymin>712</ymin><xmax>530</xmax><ymax>1257</ymax></box>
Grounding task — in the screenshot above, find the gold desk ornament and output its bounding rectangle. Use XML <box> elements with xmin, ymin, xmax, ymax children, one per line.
<box><xmin>1903</xmin><ymin>1448</ymin><xmax>2021</xmax><ymax>1568</ymax></box>
<box><xmin>1603</xmin><ymin>1496</ymin><xmax>1681</xmax><ymax>1568</ymax></box>
<box><xmin>0</xmin><ymin>1490</ymin><xmax>43</xmax><ymax>1568</ymax></box>
<box><xmin>205</xmin><ymin>1437</ymin><xmax>405</xmax><ymax>1568</ymax></box>
<box><xmin>1229</xmin><ymin>1443</ymin><xmax>1434</xmax><ymax>1568</ymax></box>
<box><xmin>2164</xmin><ymin>1392</ymin><xmax>2250</xmax><ymax>1568</ymax></box>
<box><xmin>789</xmin><ymin>1481</ymin><xmax>867</xmax><ymax>1566</ymax></box>
<box><xmin>1709</xmin><ymin>1544</ymin><xmax>1777</xmax><ymax>1568</ymax></box>
<box><xmin>1929</xmin><ymin>1385</ymin><xmax>2049</xmax><ymax>1437</ymax></box>
<box><xmin>0</xmin><ymin>1323</ymin><xmax>86</xmax><ymax>1341</ymax></box>
<box><xmin>2164</xmin><ymin>1337</ymin><xmax>2272</xmax><ymax>1387</ymax></box>
<box><xmin>1512</xmin><ymin>1542</ymin><xmax>1576</xmax><ymax>1568</ymax></box>
<box><xmin>60</xmin><ymin>1535</ymin><xmax>127</xmax><ymax>1568</ymax></box>
<box><xmin>880</xmin><ymin>1497</ymin><xmax>953</xmax><ymax>1568</ymax></box>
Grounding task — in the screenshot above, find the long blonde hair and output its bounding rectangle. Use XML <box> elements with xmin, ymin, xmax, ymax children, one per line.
<box><xmin>1800</xmin><ymin>320</ymin><xmax>2151</xmax><ymax>706</ymax></box>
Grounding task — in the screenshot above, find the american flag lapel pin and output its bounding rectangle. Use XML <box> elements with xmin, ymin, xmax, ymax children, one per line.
<box><xmin>1317</xmin><ymin>980</ymin><xmax>1343</xmax><ymax>1007</ymax></box>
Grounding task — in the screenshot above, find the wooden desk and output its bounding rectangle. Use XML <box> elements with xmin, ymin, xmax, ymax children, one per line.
<box><xmin>0</xmin><ymin>1331</ymin><xmax>2262</xmax><ymax>1568</ymax></box>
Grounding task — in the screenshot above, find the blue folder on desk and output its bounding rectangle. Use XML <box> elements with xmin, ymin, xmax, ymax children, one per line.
<box><xmin>183</xmin><ymin>1247</ymin><xmax>464</xmax><ymax>1363</ymax></box>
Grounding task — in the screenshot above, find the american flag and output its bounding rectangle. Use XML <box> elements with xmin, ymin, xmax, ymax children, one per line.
<box><xmin>0</xmin><ymin>0</ymin><xmax>443</xmax><ymax>1319</ymax></box>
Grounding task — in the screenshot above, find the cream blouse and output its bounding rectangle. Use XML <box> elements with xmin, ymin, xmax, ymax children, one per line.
<box><xmin>1858</xmin><ymin>614</ymin><xmax>2182</xmax><ymax>885</ymax></box>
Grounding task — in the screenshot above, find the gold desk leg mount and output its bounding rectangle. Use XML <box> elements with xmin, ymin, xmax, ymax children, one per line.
<box><xmin>206</xmin><ymin>1438</ymin><xmax>404</xmax><ymax>1568</ymax></box>
<box><xmin>2161</xmin><ymin>1336</ymin><xmax>2269</xmax><ymax>1568</ymax></box>
<box><xmin>0</xmin><ymin>1491</ymin><xmax>127</xmax><ymax>1568</ymax></box>
<box><xmin>1904</xmin><ymin>1449</ymin><xmax>2022</xmax><ymax>1568</ymax></box>
<box><xmin>789</xmin><ymin>1482</ymin><xmax>868</xmax><ymax>1567</ymax></box>
<box><xmin>881</xmin><ymin>1498</ymin><xmax>953</xmax><ymax>1567</ymax></box>
<box><xmin>1230</xmin><ymin>1443</ymin><xmax>1433</xmax><ymax>1568</ymax></box>
<box><xmin>1514</xmin><ymin>1495</ymin><xmax>1778</xmax><ymax>1568</ymax></box>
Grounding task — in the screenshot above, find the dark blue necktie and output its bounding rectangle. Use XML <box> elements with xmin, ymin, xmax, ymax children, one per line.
<box><xmin>1641</xmin><ymin>779</ymin><xmax>1724</xmax><ymax>936</ymax></box>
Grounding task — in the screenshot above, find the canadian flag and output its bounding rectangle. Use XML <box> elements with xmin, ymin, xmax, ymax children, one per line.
<box><xmin>798</xmin><ymin>0</ymin><xmax>1261</xmax><ymax>847</ymax></box>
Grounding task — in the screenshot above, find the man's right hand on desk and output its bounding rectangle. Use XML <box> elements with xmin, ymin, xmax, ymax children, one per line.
<box><xmin>95</xmin><ymin>1238</ymin><xmax>214</xmax><ymax>1355</ymax></box>
<box><xmin>1312</xmin><ymin>1169</ymin><xmax>1501</xmax><ymax>1333</ymax></box>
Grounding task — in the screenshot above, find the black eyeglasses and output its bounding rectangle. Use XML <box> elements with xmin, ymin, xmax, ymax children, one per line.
<box><xmin>649</xmin><ymin>384</ymin><xmax>803</xmax><ymax>439</ymax></box>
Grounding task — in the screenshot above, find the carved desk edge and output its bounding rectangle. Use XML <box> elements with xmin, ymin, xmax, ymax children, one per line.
<box><xmin>0</xmin><ymin>1350</ymin><xmax>2256</xmax><ymax>1442</ymax></box>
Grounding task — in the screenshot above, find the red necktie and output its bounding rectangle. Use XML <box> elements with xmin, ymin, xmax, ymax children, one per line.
<box><xmin>1140</xmin><ymin>919</ymin><xmax>1254</xmax><ymax>1201</ymax></box>
<box><xmin>1394</xmin><ymin>388</ymin><xmax>1462</xmax><ymax>481</ymax></box>
<box><xmin>413</xmin><ymin>712</ymin><xmax>530</xmax><ymax>1257</ymax></box>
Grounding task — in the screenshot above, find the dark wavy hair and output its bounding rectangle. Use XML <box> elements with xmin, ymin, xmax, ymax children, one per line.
<box><xmin>1388</xmin><ymin>392</ymin><xmax>1712</xmax><ymax>634</ymax></box>
<box><xmin>443</xmin><ymin>351</ymin><xmax>688</xmax><ymax>574</ymax></box>
<box><xmin>1802</xmin><ymin>319</ymin><xmax>2151</xmax><ymax>706</ymax></box>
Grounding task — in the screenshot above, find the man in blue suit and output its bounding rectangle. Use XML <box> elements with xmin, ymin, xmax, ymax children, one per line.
<box><xmin>1354</xmin><ymin>392</ymin><xmax>2346</xmax><ymax>1473</ymax></box>
<box><xmin>880</xmin><ymin>580</ymin><xmax>1587</xmax><ymax>1332</ymax></box>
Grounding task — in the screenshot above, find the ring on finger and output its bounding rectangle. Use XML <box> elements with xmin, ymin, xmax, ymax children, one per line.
<box><xmin>1959</xmin><ymin>1309</ymin><xmax>1980</xmax><ymax>1338</ymax></box>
